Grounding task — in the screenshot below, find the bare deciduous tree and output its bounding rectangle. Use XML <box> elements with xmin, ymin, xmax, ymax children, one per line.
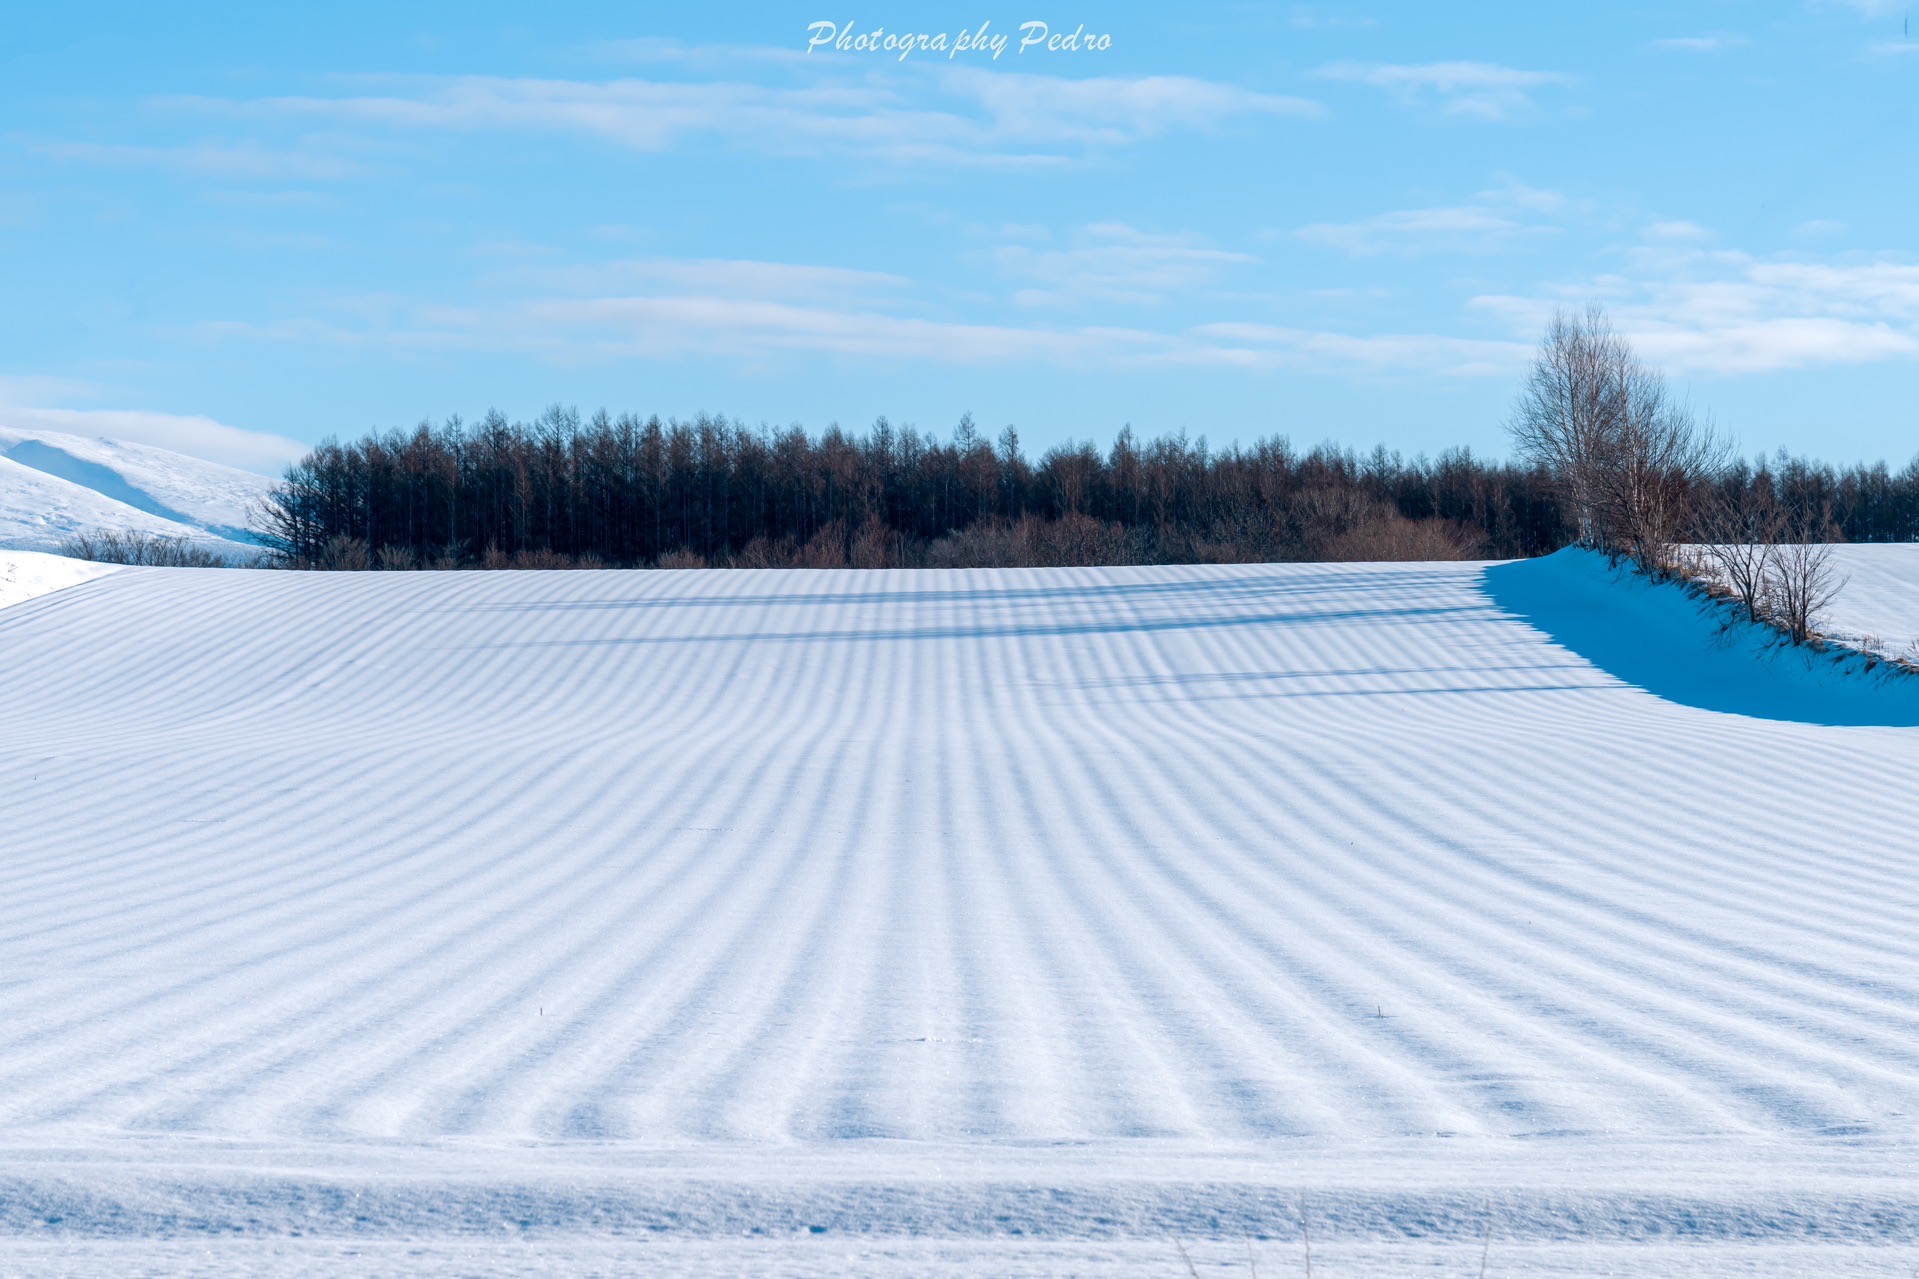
<box><xmin>1596</xmin><ymin>391</ymin><xmax>1726</xmax><ymax>577</ymax></box>
<box><xmin>1509</xmin><ymin>305</ymin><xmax>1725</xmax><ymax>574</ymax></box>
<box><xmin>59</xmin><ymin>529</ymin><xmax>236</xmax><ymax>568</ymax></box>
<box><xmin>1694</xmin><ymin>485</ymin><xmax>1787</xmax><ymax>625</ymax></box>
<box><xmin>1508</xmin><ymin>305</ymin><xmax>1625</xmax><ymax>547</ymax></box>
<box><xmin>1768</xmin><ymin>508</ymin><xmax>1847</xmax><ymax>645</ymax></box>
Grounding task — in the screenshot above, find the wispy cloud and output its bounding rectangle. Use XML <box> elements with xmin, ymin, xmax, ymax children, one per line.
<box><xmin>212</xmin><ymin>291</ymin><xmax>1178</xmax><ymax>365</ymax></box>
<box><xmin>1189</xmin><ymin>324</ymin><xmax>1528</xmax><ymax>375</ymax></box>
<box><xmin>1474</xmin><ymin>253</ymin><xmax>1919</xmax><ymax>373</ymax></box>
<box><xmin>1296</xmin><ymin>178</ymin><xmax>1566</xmax><ymax>255</ymax></box>
<box><xmin>1650</xmin><ymin>34</ymin><xmax>1751</xmax><ymax>53</ymax></box>
<box><xmin>946</xmin><ymin>69</ymin><xmax>1322</xmax><ymax>141</ymax></box>
<box><xmin>197</xmin><ymin>249</ymin><xmax>1532</xmax><ymax>378</ymax></box>
<box><xmin>592</xmin><ymin>37</ymin><xmax>810</xmax><ymax>68</ymax></box>
<box><xmin>1644</xmin><ymin>220</ymin><xmax>1712</xmax><ymax>242</ymax></box>
<box><xmin>1313</xmin><ymin>60</ymin><xmax>1572</xmax><ymax>120</ymax></box>
<box><xmin>994</xmin><ymin>223</ymin><xmax>1257</xmax><ymax>307</ymax></box>
<box><xmin>199</xmin><ymin>78</ymin><xmax>895</xmax><ymax>153</ymax></box>
<box><xmin>1299</xmin><ymin>205</ymin><xmax>1535</xmax><ymax>255</ymax></box>
<box><xmin>166</xmin><ymin>69</ymin><xmax>1318</xmax><ymax>168</ymax></box>
<box><xmin>520</xmin><ymin>296</ymin><xmax>1160</xmax><ymax>363</ymax></box>
<box><xmin>1287</xmin><ymin>6</ymin><xmax>1379</xmax><ymax>30</ymax></box>
<box><xmin>33</xmin><ymin>139</ymin><xmax>369</xmax><ymax>180</ymax></box>
<box><xmin>223</xmin><ymin>292</ymin><xmax>1541</xmax><ymax>378</ymax></box>
<box><xmin>535</xmin><ymin>258</ymin><xmax>913</xmax><ymax>303</ymax></box>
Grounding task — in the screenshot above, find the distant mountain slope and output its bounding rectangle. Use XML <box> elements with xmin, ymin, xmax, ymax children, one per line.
<box><xmin>0</xmin><ymin>425</ymin><xmax>277</xmax><ymax>556</ymax></box>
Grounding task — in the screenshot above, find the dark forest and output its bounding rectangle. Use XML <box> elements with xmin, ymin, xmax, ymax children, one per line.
<box><xmin>256</xmin><ymin>409</ymin><xmax>1919</xmax><ymax>570</ymax></box>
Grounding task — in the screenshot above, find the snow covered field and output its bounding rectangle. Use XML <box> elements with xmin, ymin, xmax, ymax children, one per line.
<box><xmin>1818</xmin><ymin>544</ymin><xmax>1919</xmax><ymax>654</ymax></box>
<box><xmin>3</xmin><ymin>550</ymin><xmax>1918</xmax><ymax>1276</ymax></box>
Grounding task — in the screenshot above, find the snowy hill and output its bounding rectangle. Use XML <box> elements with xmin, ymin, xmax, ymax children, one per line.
<box><xmin>2</xmin><ymin>553</ymin><xmax>1918</xmax><ymax>1277</ymax></box>
<box><xmin>0</xmin><ymin>549</ymin><xmax>122</xmax><ymax>610</ymax></box>
<box><xmin>0</xmin><ymin>424</ymin><xmax>276</xmax><ymax>556</ymax></box>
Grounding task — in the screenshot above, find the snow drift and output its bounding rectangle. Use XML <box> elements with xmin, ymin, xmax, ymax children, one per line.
<box><xmin>1</xmin><ymin>554</ymin><xmax>1916</xmax><ymax>1275</ymax></box>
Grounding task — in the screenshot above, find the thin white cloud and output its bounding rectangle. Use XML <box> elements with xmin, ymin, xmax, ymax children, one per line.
<box><xmin>1313</xmin><ymin>60</ymin><xmax>1572</xmax><ymax>120</ymax></box>
<box><xmin>1296</xmin><ymin>178</ymin><xmax>1566</xmax><ymax>256</ymax></box>
<box><xmin>523</xmin><ymin>296</ymin><xmax>1157</xmax><ymax>363</ymax></box>
<box><xmin>1191</xmin><ymin>324</ymin><xmax>1529</xmax><ymax>375</ymax></box>
<box><xmin>1474</xmin><ymin>254</ymin><xmax>1919</xmax><ymax>373</ymax></box>
<box><xmin>1288</xmin><ymin>6</ymin><xmax>1379</xmax><ymax>30</ymax></box>
<box><xmin>1490</xmin><ymin>178</ymin><xmax>1569</xmax><ymax>214</ymax></box>
<box><xmin>1749</xmin><ymin>260</ymin><xmax>1919</xmax><ymax>312</ymax></box>
<box><xmin>33</xmin><ymin>139</ymin><xmax>368</xmax><ymax>180</ymax></box>
<box><xmin>1645</xmin><ymin>220</ymin><xmax>1712</xmax><ymax>242</ymax></box>
<box><xmin>1650</xmin><ymin>34</ymin><xmax>1751</xmax><ymax>53</ymax></box>
<box><xmin>537</xmin><ymin>258</ymin><xmax>913</xmax><ymax>302</ymax></box>
<box><xmin>221</xmin><ymin>78</ymin><xmax>889</xmax><ymax>151</ymax></box>
<box><xmin>994</xmin><ymin>223</ymin><xmax>1257</xmax><ymax>307</ymax></box>
<box><xmin>195</xmin><ymin>249</ymin><xmax>1536</xmax><ymax>379</ymax></box>
<box><xmin>1641</xmin><ymin>317</ymin><xmax>1918</xmax><ymax>371</ymax></box>
<box><xmin>944</xmin><ymin>69</ymin><xmax>1322</xmax><ymax>141</ymax></box>
<box><xmin>217</xmin><ymin>293</ymin><xmax>1185</xmax><ymax>365</ymax></box>
<box><xmin>1300</xmin><ymin>205</ymin><xmax>1532</xmax><ymax>255</ymax></box>
<box><xmin>172</xmin><ymin>69</ymin><xmax>1318</xmax><ymax>167</ymax></box>
<box><xmin>592</xmin><ymin>37</ymin><xmax>810</xmax><ymax>68</ymax></box>
<box><xmin>338</xmin><ymin>293</ymin><xmax>1540</xmax><ymax>377</ymax></box>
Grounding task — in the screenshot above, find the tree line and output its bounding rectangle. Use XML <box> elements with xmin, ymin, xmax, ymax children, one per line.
<box><xmin>251</xmin><ymin>328</ymin><xmax>1916</xmax><ymax>575</ymax></box>
<box><xmin>255</xmin><ymin>413</ymin><xmax>1574</xmax><ymax>569</ymax></box>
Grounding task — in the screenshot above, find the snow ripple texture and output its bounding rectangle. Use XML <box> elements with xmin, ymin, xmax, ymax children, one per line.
<box><xmin>2</xmin><ymin>558</ymin><xmax>1916</xmax><ymax>1274</ymax></box>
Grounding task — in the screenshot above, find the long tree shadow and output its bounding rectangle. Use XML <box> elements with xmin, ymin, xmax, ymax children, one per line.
<box><xmin>1481</xmin><ymin>549</ymin><xmax>1919</xmax><ymax>728</ymax></box>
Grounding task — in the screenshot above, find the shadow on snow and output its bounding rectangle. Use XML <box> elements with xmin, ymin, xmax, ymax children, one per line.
<box><xmin>1481</xmin><ymin>548</ymin><xmax>1919</xmax><ymax>728</ymax></box>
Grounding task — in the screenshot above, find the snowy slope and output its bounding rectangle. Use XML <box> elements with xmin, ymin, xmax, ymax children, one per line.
<box><xmin>0</xmin><ymin>424</ymin><xmax>274</xmax><ymax>555</ymax></box>
<box><xmin>1</xmin><ymin>555</ymin><xmax>1917</xmax><ymax>1276</ymax></box>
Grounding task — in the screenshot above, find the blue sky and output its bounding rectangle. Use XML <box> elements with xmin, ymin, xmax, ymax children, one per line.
<box><xmin>1</xmin><ymin>1</ymin><xmax>1914</xmax><ymax>473</ymax></box>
